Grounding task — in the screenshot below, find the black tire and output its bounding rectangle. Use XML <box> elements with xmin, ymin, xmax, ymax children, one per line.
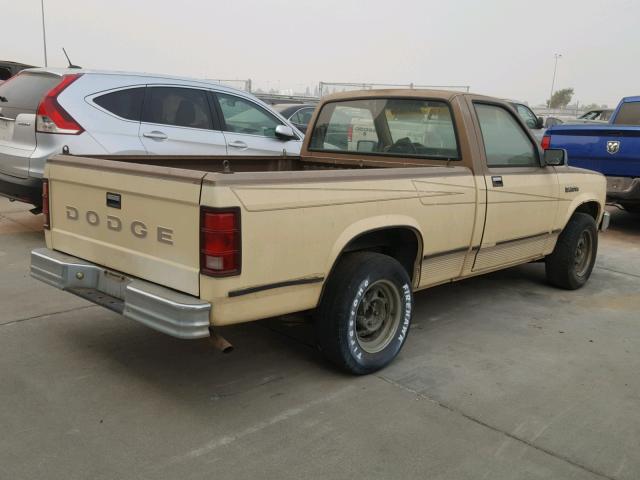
<box><xmin>545</xmin><ymin>213</ymin><xmax>598</xmax><ymax>290</ymax></box>
<box><xmin>315</xmin><ymin>252</ymin><xmax>413</xmax><ymax>375</ymax></box>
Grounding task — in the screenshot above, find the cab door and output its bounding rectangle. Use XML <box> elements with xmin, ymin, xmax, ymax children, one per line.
<box><xmin>470</xmin><ymin>101</ymin><xmax>560</xmax><ymax>271</ymax></box>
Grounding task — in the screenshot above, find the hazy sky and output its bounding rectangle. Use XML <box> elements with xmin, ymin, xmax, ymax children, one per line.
<box><xmin>4</xmin><ymin>0</ymin><xmax>639</xmax><ymax>106</ymax></box>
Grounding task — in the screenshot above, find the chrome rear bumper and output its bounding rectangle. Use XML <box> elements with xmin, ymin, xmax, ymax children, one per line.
<box><xmin>30</xmin><ymin>248</ymin><xmax>211</xmax><ymax>339</ymax></box>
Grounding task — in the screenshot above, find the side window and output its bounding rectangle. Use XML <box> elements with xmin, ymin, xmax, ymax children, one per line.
<box><xmin>217</xmin><ymin>93</ymin><xmax>281</xmax><ymax>138</ymax></box>
<box><xmin>289</xmin><ymin>110</ymin><xmax>302</xmax><ymax>124</ymax></box>
<box><xmin>142</xmin><ymin>87</ymin><xmax>213</xmax><ymax>129</ymax></box>
<box><xmin>475</xmin><ymin>103</ymin><xmax>539</xmax><ymax>168</ymax></box>
<box><xmin>94</xmin><ymin>87</ymin><xmax>145</xmax><ymax>121</ymax></box>
<box><xmin>298</xmin><ymin>108</ymin><xmax>314</xmax><ymax>124</ymax></box>
<box><xmin>515</xmin><ymin>104</ymin><xmax>538</xmax><ymax>129</ymax></box>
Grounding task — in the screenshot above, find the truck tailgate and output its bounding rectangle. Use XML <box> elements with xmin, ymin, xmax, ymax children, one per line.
<box><xmin>46</xmin><ymin>156</ymin><xmax>205</xmax><ymax>296</ymax></box>
<box><xmin>549</xmin><ymin>125</ymin><xmax>640</xmax><ymax>177</ymax></box>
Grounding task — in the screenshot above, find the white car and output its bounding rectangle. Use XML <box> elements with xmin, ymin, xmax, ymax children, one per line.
<box><xmin>0</xmin><ymin>68</ymin><xmax>303</xmax><ymax>206</ymax></box>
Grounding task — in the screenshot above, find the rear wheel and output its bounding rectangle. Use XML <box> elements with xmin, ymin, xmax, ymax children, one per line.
<box><xmin>315</xmin><ymin>252</ymin><xmax>413</xmax><ymax>375</ymax></box>
<box><xmin>545</xmin><ymin>213</ymin><xmax>598</xmax><ymax>290</ymax></box>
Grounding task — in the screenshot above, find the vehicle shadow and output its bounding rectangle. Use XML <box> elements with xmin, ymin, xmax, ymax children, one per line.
<box><xmin>58</xmin><ymin>262</ymin><xmax>549</xmax><ymax>402</ymax></box>
<box><xmin>59</xmin><ymin>309</ymin><xmax>342</xmax><ymax>404</ymax></box>
<box><xmin>606</xmin><ymin>205</ymin><xmax>640</xmax><ymax>238</ymax></box>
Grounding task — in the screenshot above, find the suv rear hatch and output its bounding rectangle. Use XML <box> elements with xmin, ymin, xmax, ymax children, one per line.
<box><xmin>0</xmin><ymin>71</ymin><xmax>60</xmax><ymax>178</ymax></box>
<box><xmin>46</xmin><ymin>156</ymin><xmax>205</xmax><ymax>296</ymax></box>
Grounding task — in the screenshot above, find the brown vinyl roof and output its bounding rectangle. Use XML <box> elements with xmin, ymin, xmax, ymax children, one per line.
<box><xmin>319</xmin><ymin>88</ymin><xmax>470</xmax><ymax>102</ymax></box>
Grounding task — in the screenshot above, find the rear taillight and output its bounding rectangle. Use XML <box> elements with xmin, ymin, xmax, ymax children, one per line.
<box><xmin>541</xmin><ymin>135</ymin><xmax>551</xmax><ymax>150</ymax></box>
<box><xmin>200</xmin><ymin>207</ymin><xmax>241</xmax><ymax>277</ymax></box>
<box><xmin>36</xmin><ymin>74</ymin><xmax>84</xmax><ymax>135</ymax></box>
<box><xmin>42</xmin><ymin>179</ymin><xmax>50</xmax><ymax>229</ymax></box>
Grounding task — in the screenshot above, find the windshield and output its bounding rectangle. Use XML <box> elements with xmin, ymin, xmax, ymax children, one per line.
<box><xmin>579</xmin><ymin>110</ymin><xmax>601</xmax><ymax>120</ymax></box>
<box><xmin>309</xmin><ymin>98</ymin><xmax>459</xmax><ymax>160</ymax></box>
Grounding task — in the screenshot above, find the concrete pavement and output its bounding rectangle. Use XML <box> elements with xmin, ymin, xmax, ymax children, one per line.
<box><xmin>1</xmin><ymin>196</ymin><xmax>638</xmax><ymax>480</ymax></box>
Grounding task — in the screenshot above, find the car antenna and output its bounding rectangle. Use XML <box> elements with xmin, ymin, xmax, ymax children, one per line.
<box><xmin>62</xmin><ymin>48</ymin><xmax>82</xmax><ymax>69</ymax></box>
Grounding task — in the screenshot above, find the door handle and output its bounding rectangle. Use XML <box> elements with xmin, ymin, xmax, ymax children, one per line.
<box><xmin>491</xmin><ymin>176</ymin><xmax>504</xmax><ymax>187</ymax></box>
<box><xmin>143</xmin><ymin>131</ymin><xmax>168</xmax><ymax>140</ymax></box>
<box><xmin>228</xmin><ymin>140</ymin><xmax>248</xmax><ymax>149</ymax></box>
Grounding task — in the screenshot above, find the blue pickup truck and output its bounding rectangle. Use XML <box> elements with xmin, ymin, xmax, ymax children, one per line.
<box><xmin>543</xmin><ymin>96</ymin><xmax>640</xmax><ymax>212</ymax></box>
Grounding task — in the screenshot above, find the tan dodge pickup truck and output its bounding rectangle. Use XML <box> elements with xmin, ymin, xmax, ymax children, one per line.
<box><xmin>31</xmin><ymin>90</ymin><xmax>609</xmax><ymax>374</ymax></box>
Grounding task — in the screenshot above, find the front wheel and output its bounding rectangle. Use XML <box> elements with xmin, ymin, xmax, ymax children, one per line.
<box><xmin>545</xmin><ymin>213</ymin><xmax>598</xmax><ymax>290</ymax></box>
<box><xmin>315</xmin><ymin>252</ymin><xmax>413</xmax><ymax>375</ymax></box>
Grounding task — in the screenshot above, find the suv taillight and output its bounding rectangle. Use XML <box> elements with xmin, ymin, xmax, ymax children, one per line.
<box><xmin>42</xmin><ymin>179</ymin><xmax>50</xmax><ymax>229</ymax></box>
<box><xmin>541</xmin><ymin>134</ymin><xmax>551</xmax><ymax>150</ymax></box>
<box><xmin>36</xmin><ymin>74</ymin><xmax>84</xmax><ymax>135</ymax></box>
<box><xmin>200</xmin><ymin>207</ymin><xmax>241</xmax><ymax>277</ymax></box>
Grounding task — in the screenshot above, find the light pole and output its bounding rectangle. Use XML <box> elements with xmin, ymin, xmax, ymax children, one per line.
<box><xmin>41</xmin><ymin>0</ymin><xmax>48</xmax><ymax>67</ymax></box>
<box><xmin>548</xmin><ymin>53</ymin><xmax>562</xmax><ymax>108</ymax></box>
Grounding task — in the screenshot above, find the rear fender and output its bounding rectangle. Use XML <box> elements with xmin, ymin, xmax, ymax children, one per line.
<box><xmin>324</xmin><ymin>215</ymin><xmax>423</xmax><ymax>283</ymax></box>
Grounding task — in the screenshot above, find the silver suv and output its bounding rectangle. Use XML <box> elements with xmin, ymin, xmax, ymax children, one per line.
<box><xmin>0</xmin><ymin>69</ymin><xmax>303</xmax><ymax>206</ymax></box>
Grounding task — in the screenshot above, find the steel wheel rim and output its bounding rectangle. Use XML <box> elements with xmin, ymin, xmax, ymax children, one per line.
<box><xmin>574</xmin><ymin>230</ymin><xmax>593</xmax><ymax>277</ymax></box>
<box><xmin>356</xmin><ymin>279</ymin><xmax>402</xmax><ymax>354</ymax></box>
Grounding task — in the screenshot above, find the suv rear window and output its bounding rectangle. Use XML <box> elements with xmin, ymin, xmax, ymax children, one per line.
<box><xmin>0</xmin><ymin>72</ymin><xmax>59</xmax><ymax>114</ymax></box>
<box><xmin>613</xmin><ymin>102</ymin><xmax>640</xmax><ymax>126</ymax></box>
<box><xmin>308</xmin><ymin>98</ymin><xmax>459</xmax><ymax>160</ymax></box>
<box><xmin>94</xmin><ymin>87</ymin><xmax>145</xmax><ymax>121</ymax></box>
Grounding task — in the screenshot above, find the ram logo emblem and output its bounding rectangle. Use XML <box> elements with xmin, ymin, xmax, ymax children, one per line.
<box><xmin>606</xmin><ymin>140</ymin><xmax>620</xmax><ymax>155</ymax></box>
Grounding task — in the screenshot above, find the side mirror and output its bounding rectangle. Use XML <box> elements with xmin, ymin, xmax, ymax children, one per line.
<box><xmin>275</xmin><ymin>125</ymin><xmax>297</xmax><ymax>140</ymax></box>
<box><xmin>543</xmin><ymin>148</ymin><xmax>566</xmax><ymax>166</ymax></box>
<box><xmin>536</xmin><ymin>116</ymin><xmax>545</xmax><ymax>129</ymax></box>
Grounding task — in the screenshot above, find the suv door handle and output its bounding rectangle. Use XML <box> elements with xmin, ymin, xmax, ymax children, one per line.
<box><xmin>228</xmin><ymin>140</ymin><xmax>248</xmax><ymax>149</ymax></box>
<box><xmin>143</xmin><ymin>131</ymin><xmax>168</xmax><ymax>140</ymax></box>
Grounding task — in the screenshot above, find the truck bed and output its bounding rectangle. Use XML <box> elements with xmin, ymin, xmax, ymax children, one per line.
<box><xmin>45</xmin><ymin>154</ymin><xmax>469</xmax><ymax>299</ymax></box>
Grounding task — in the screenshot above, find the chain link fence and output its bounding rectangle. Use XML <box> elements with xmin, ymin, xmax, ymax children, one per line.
<box><xmin>203</xmin><ymin>79</ymin><xmax>473</xmax><ymax>103</ymax></box>
<box><xmin>204</xmin><ymin>79</ymin><xmax>252</xmax><ymax>92</ymax></box>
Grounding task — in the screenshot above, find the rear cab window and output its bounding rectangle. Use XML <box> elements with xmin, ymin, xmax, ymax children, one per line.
<box><xmin>613</xmin><ymin>102</ymin><xmax>640</xmax><ymax>126</ymax></box>
<box><xmin>308</xmin><ymin>98</ymin><xmax>459</xmax><ymax>160</ymax></box>
<box><xmin>93</xmin><ymin>87</ymin><xmax>145</xmax><ymax>121</ymax></box>
<box><xmin>142</xmin><ymin>87</ymin><xmax>213</xmax><ymax>129</ymax></box>
<box><xmin>0</xmin><ymin>72</ymin><xmax>60</xmax><ymax>117</ymax></box>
